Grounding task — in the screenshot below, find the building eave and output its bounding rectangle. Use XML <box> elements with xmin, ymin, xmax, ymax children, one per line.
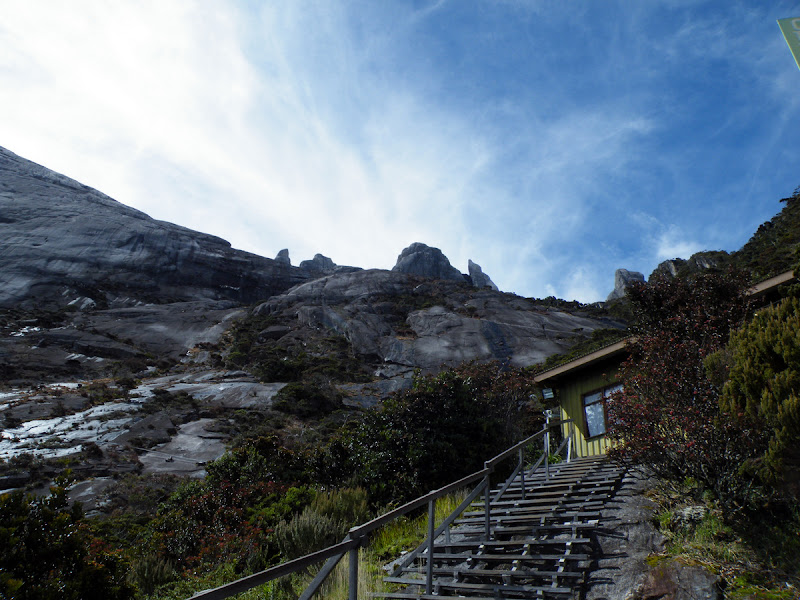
<box><xmin>534</xmin><ymin>337</ymin><xmax>633</xmax><ymax>384</ymax></box>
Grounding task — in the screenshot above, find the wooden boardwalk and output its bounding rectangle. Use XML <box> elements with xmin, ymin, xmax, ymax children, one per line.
<box><xmin>374</xmin><ymin>455</ymin><xmax>627</xmax><ymax>599</ymax></box>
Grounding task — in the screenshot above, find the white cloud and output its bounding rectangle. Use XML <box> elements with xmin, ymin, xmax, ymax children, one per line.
<box><xmin>655</xmin><ymin>226</ymin><xmax>703</xmax><ymax>262</ymax></box>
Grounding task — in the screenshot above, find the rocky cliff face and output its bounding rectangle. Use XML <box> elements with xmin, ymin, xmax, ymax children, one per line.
<box><xmin>0</xmin><ymin>146</ymin><xmax>311</xmax><ymax>310</ymax></box>
<box><xmin>606</xmin><ymin>269</ymin><xmax>645</xmax><ymax>302</ymax></box>
<box><xmin>253</xmin><ymin>268</ymin><xmax>625</xmax><ymax>406</ymax></box>
<box><xmin>1</xmin><ymin>145</ymin><xmax>626</xmax><ymax>391</ymax></box>
<box><xmin>649</xmin><ymin>251</ymin><xmax>730</xmax><ymax>281</ymax></box>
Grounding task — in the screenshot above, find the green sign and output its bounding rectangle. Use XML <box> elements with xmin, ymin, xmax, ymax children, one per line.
<box><xmin>778</xmin><ymin>17</ymin><xmax>800</xmax><ymax>70</ymax></box>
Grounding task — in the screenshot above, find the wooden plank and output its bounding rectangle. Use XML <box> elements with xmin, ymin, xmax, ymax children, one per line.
<box><xmin>373</xmin><ymin>594</ymin><xmax>569</xmax><ymax>600</ymax></box>
<box><xmin>466</xmin><ymin>499</ymin><xmax>609</xmax><ymax>514</ymax></box>
<box><xmin>382</xmin><ymin>577</ymin><xmax>573</xmax><ymax>595</ymax></box>
<box><xmin>439</xmin><ymin>568</ymin><xmax>585</xmax><ymax>579</ymax></box>
<box><xmin>409</xmin><ymin>552</ymin><xmax>591</xmax><ymax>563</ymax></box>
<box><xmin>494</xmin><ymin>523</ymin><xmax>597</xmax><ymax>535</ymax></box>
<box><xmin>441</xmin><ymin>538</ymin><xmax>592</xmax><ymax>548</ymax></box>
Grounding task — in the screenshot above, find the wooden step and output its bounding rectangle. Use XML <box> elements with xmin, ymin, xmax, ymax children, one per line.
<box><xmin>438</xmin><ymin>538</ymin><xmax>592</xmax><ymax>549</ymax></box>
<box><xmin>408</xmin><ymin>552</ymin><xmax>591</xmax><ymax>564</ymax></box>
<box><xmin>382</xmin><ymin>576</ymin><xmax>574</xmax><ymax>596</ymax></box>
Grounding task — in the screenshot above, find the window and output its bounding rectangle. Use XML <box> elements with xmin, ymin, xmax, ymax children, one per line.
<box><xmin>583</xmin><ymin>383</ymin><xmax>622</xmax><ymax>438</ymax></box>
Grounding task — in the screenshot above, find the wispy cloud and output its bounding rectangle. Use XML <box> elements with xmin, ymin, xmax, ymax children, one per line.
<box><xmin>1</xmin><ymin>0</ymin><xmax>798</xmax><ymax>303</ymax></box>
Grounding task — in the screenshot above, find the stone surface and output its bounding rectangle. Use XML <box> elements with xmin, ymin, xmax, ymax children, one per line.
<box><xmin>257</xmin><ymin>269</ymin><xmax>626</xmax><ymax>377</ymax></box>
<box><xmin>585</xmin><ymin>470</ymin><xmax>721</xmax><ymax>600</ymax></box>
<box><xmin>298</xmin><ymin>253</ymin><xmax>363</xmax><ymax>276</ymax></box>
<box><xmin>0</xmin><ymin>146</ymin><xmax>310</xmax><ymax>310</ymax></box>
<box><xmin>391</xmin><ymin>242</ymin><xmax>466</xmax><ymax>282</ymax></box>
<box><xmin>650</xmin><ymin>251</ymin><xmax>730</xmax><ymax>281</ymax></box>
<box><xmin>607</xmin><ymin>268</ymin><xmax>646</xmax><ymax>301</ymax></box>
<box><xmin>467</xmin><ymin>259</ymin><xmax>499</xmax><ymax>290</ymax></box>
<box><xmin>299</xmin><ymin>253</ymin><xmax>335</xmax><ymax>273</ymax></box>
<box><xmin>633</xmin><ymin>559</ymin><xmax>721</xmax><ymax>600</ymax></box>
<box><xmin>0</xmin><ymin>299</ymin><xmax>245</xmax><ymax>383</ymax></box>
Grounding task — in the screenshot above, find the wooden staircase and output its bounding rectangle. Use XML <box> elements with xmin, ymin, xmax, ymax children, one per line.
<box><xmin>374</xmin><ymin>455</ymin><xmax>627</xmax><ymax>599</ymax></box>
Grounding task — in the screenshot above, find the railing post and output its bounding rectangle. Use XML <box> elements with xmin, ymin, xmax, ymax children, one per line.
<box><xmin>544</xmin><ymin>410</ymin><xmax>552</xmax><ymax>480</ymax></box>
<box><xmin>567</xmin><ymin>419</ymin><xmax>573</xmax><ymax>463</ymax></box>
<box><xmin>483</xmin><ymin>474</ymin><xmax>491</xmax><ymax>540</ymax></box>
<box><xmin>426</xmin><ymin>498</ymin><xmax>435</xmax><ymax>594</ymax></box>
<box><xmin>518</xmin><ymin>447</ymin><xmax>526</xmax><ymax>501</ymax></box>
<box><xmin>348</xmin><ymin>546</ymin><xmax>358</xmax><ymax>600</ymax></box>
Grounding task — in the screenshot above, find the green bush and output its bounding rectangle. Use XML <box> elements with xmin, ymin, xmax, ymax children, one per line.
<box><xmin>718</xmin><ymin>295</ymin><xmax>800</xmax><ymax>492</ymax></box>
<box><xmin>272</xmin><ymin>382</ymin><xmax>343</xmax><ymax>418</ymax></box>
<box><xmin>274</xmin><ymin>506</ymin><xmax>347</xmax><ymax>561</ymax></box>
<box><xmin>319</xmin><ymin>362</ymin><xmax>543</xmax><ymax>504</ymax></box>
<box><xmin>0</xmin><ymin>487</ymin><xmax>135</xmax><ymax>599</ymax></box>
<box><xmin>311</xmin><ymin>487</ymin><xmax>371</xmax><ymax>526</ymax></box>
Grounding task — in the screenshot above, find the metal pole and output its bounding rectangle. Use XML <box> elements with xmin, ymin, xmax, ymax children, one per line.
<box><xmin>544</xmin><ymin>410</ymin><xmax>551</xmax><ymax>480</ymax></box>
<box><xmin>518</xmin><ymin>447</ymin><xmax>526</xmax><ymax>501</ymax></box>
<box><xmin>483</xmin><ymin>475</ymin><xmax>491</xmax><ymax>540</ymax></box>
<box><xmin>426</xmin><ymin>499</ymin><xmax>435</xmax><ymax>594</ymax></box>
<box><xmin>348</xmin><ymin>547</ymin><xmax>358</xmax><ymax>600</ymax></box>
<box><xmin>567</xmin><ymin>420</ymin><xmax>573</xmax><ymax>463</ymax></box>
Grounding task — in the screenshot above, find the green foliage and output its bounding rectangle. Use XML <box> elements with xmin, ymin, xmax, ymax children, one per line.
<box><xmin>0</xmin><ymin>486</ymin><xmax>135</xmax><ymax>600</ymax></box>
<box><xmin>128</xmin><ymin>553</ymin><xmax>176</xmax><ymax>595</ymax></box>
<box><xmin>732</xmin><ymin>192</ymin><xmax>800</xmax><ymax>280</ymax></box>
<box><xmin>310</xmin><ymin>487</ymin><xmax>371</xmax><ymax>526</ymax></box>
<box><xmin>718</xmin><ymin>295</ymin><xmax>800</xmax><ymax>490</ymax></box>
<box><xmin>647</xmin><ymin>482</ymin><xmax>800</xmax><ymax>596</ymax></box>
<box><xmin>142</xmin><ymin>388</ymin><xmax>198</xmax><ymax>414</ymax></box>
<box><xmin>223</xmin><ymin>312</ymin><xmax>371</xmax><ymax>384</ymax></box>
<box><xmin>273</xmin><ymin>505</ymin><xmax>346</xmax><ymax>561</ymax></box>
<box><xmin>272</xmin><ymin>381</ymin><xmax>343</xmax><ymax>418</ymax></box>
<box><xmin>319</xmin><ymin>362</ymin><xmax>543</xmax><ymax>504</ymax></box>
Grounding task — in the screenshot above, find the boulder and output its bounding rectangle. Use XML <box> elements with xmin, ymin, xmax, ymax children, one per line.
<box><xmin>607</xmin><ymin>269</ymin><xmax>645</xmax><ymax>301</ymax></box>
<box><xmin>299</xmin><ymin>253</ymin><xmax>335</xmax><ymax>273</ymax></box>
<box><xmin>392</xmin><ymin>242</ymin><xmax>465</xmax><ymax>282</ymax></box>
<box><xmin>467</xmin><ymin>259</ymin><xmax>499</xmax><ymax>290</ymax></box>
<box><xmin>274</xmin><ymin>249</ymin><xmax>291</xmax><ymax>266</ymax></box>
<box><xmin>633</xmin><ymin>559</ymin><xmax>721</xmax><ymax>600</ymax></box>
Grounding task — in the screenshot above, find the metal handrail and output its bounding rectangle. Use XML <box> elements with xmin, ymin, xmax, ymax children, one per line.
<box><xmin>189</xmin><ymin>418</ymin><xmax>575</xmax><ymax>600</ymax></box>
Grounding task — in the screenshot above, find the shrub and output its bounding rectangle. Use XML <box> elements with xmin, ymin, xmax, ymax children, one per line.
<box><xmin>0</xmin><ymin>486</ymin><xmax>135</xmax><ymax>599</ymax></box>
<box><xmin>272</xmin><ymin>382</ymin><xmax>343</xmax><ymax>418</ymax></box>
<box><xmin>319</xmin><ymin>362</ymin><xmax>543</xmax><ymax>504</ymax></box>
<box><xmin>607</xmin><ymin>270</ymin><xmax>764</xmax><ymax>515</ymax></box>
<box><xmin>311</xmin><ymin>487</ymin><xmax>371</xmax><ymax>527</ymax></box>
<box><xmin>718</xmin><ymin>295</ymin><xmax>800</xmax><ymax>493</ymax></box>
<box><xmin>274</xmin><ymin>506</ymin><xmax>346</xmax><ymax>561</ymax></box>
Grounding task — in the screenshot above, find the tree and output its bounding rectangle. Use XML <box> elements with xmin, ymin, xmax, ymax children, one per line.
<box><xmin>606</xmin><ymin>270</ymin><xmax>766</xmax><ymax>514</ymax></box>
<box><xmin>0</xmin><ymin>486</ymin><xmax>135</xmax><ymax>600</ymax></box>
<box><xmin>718</xmin><ymin>294</ymin><xmax>800</xmax><ymax>493</ymax></box>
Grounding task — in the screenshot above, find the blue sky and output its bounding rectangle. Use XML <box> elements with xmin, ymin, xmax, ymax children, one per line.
<box><xmin>1</xmin><ymin>1</ymin><xmax>799</xmax><ymax>302</ymax></box>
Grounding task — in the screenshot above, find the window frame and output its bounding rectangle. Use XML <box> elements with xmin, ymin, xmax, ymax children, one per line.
<box><xmin>582</xmin><ymin>382</ymin><xmax>622</xmax><ymax>439</ymax></box>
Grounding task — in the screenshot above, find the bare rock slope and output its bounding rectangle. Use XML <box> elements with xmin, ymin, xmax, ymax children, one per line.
<box><xmin>0</xmin><ymin>146</ymin><xmax>310</xmax><ymax>310</ymax></box>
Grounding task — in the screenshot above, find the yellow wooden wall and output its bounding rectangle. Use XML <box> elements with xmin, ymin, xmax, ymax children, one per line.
<box><xmin>556</xmin><ymin>365</ymin><xmax>620</xmax><ymax>458</ymax></box>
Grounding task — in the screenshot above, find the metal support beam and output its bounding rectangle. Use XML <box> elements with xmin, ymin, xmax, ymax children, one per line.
<box><xmin>484</xmin><ymin>475</ymin><xmax>491</xmax><ymax>540</ymax></box>
<box><xmin>348</xmin><ymin>547</ymin><xmax>358</xmax><ymax>600</ymax></box>
<box><xmin>426</xmin><ymin>499</ymin><xmax>436</xmax><ymax>594</ymax></box>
